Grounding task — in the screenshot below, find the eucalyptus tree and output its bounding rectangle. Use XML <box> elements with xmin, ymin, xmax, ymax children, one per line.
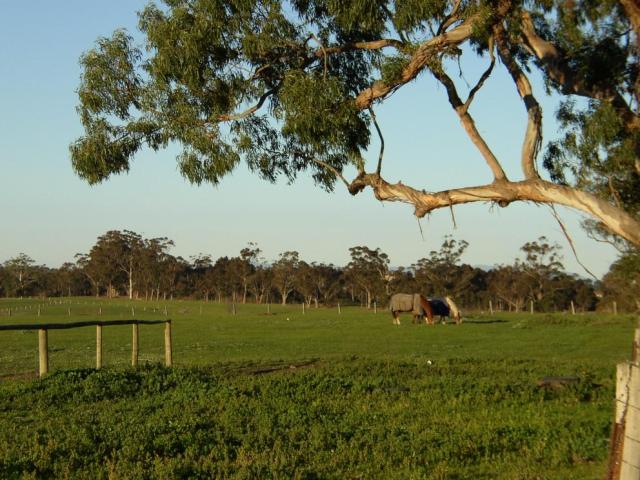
<box><xmin>2</xmin><ymin>253</ymin><xmax>36</xmax><ymax>297</ymax></box>
<box><xmin>310</xmin><ymin>262</ymin><xmax>343</xmax><ymax>307</ymax></box>
<box><xmin>295</xmin><ymin>261</ymin><xmax>317</xmax><ymax>307</ymax></box>
<box><xmin>601</xmin><ymin>249</ymin><xmax>640</xmax><ymax>312</ymax></box>
<box><xmin>518</xmin><ymin>236</ymin><xmax>565</xmax><ymax>307</ymax></box>
<box><xmin>487</xmin><ymin>264</ymin><xmax>531</xmax><ymax>312</ymax></box>
<box><xmin>56</xmin><ymin>262</ymin><xmax>90</xmax><ymax>297</ymax></box>
<box><xmin>345</xmin><ymin>246</ymin><xmax>390</xmax><ymax>308</ymax></box>
<box><xmin>412</xmin><ymin>236</ymin><xmax>473</xmax><ymax>297</ymax></box>
<box><xmin>248</xmin><ymin>265</ymin><xmax>273</xmax><ymax>304</ymax></box>
<box><xmin>72</xmin><ymin>0</ymin><xmax>640</xmax><ymax>247</ymax></box>
<box><xmin>136</xmin><ymin>236</ymin><xmax>175</xmax><ymax>299</ymax></box>
<box><xmin>272</xmin><ymin>251</ymin><xmax>300</xmax><ymax>305</ymax></box>
<box><xmin>190</xmin><ymin>254</ymin><xmax>215</xmax><ymax>300</ymax></box>
<box><xmin>239</xmin><ymin>242</ymin><xmax>262</xmax><ymax>303</ymax></box>
<box><xmin>95</xmin><ymin>230</ymin><xmax>145</xmax><ymax>299</ymax></box>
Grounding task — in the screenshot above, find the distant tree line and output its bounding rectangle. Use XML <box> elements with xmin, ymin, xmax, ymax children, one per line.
<box><xmin>1</xmin><ymin>231</ymin><xmax>637</xmax><ymax>313</ymax></box>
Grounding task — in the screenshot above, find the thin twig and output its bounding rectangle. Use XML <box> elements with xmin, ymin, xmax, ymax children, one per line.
<box><xmin>548</xmin><ymin>205</ymin><xmax>598</xmax><ymax>280</ymax></box>
<box><xmin>369</xmin><ymin>107</ymin><xmax>385</xmax><ymax>175</ymax></box>
<box><xmin>311</xmin><ymin>158</ymin><xmax>351</xmax><ymax>188</ymax></box>
<box><xmin>417</xmin><ymin>217</ymin><xmax>426</xmax><ymax>241</ymax></box>
<box><xmin>463</xmin><ymin>37</ymin><xmax>495</xmax><ymax>111</ymax></box>
<box><xmin>448</xmin><ymin>193</ymin><xmax>458</xmax><ymax>229</ymax></box>
<box><xmin>217</xmin><ymin>85</ymin><xmax>279</xmax><ymax>122</ymax></box>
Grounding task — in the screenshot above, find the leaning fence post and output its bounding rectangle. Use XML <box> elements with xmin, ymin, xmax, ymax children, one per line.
<box><xmin>164</xmin><ymin>320</ymin><xmax>173</xmax><ymax>367</ymax></box>
<box><xmin>38</xmin><ymin>329</ymin><xmax>48</xmax><ymax>377</ymax></box>
<box><xmin>96</xmin><ymin>324</ymin><xmax>103</xmax><ymax>369</ymax></box>
<box><xmin>132</xmin><ymin>323</ymin><xmax>139</xmax><ymax>367</ymax></box>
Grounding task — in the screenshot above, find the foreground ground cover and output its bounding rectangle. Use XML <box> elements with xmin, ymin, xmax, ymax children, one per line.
<box><xmin>0</xmin><ymin>298</ymin><xmax>636</xmax><ymax>478</ymax></box>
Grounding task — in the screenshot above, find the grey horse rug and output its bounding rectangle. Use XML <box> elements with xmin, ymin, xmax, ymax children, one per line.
<box><xmin>389</xmin><ymin>293</ymin><xmax>425</xmax><ymax>315</ymax></box>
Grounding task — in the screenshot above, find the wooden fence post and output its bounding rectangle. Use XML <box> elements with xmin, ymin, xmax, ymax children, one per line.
<box><xmin>132</xmin><ymin>323</ymin><xmax>139</xmax><ymax>367</ymax></box>
<box><xmin>38</xmin><ymin>329</ymin><xmax>48</xmax><ymax>377</ymax></box>
<box><xmin>374</xmin><ymin>302</ymin><xmax>377</xmax><ymax>314</ymax></box>
<box><xmin>338</xmin><ymin>303</ymin><xmax>341</xmax><ymax>315</ymax></box>
<box><xmin>571</xmin><ymin>300</ymin><xmax>576</xmax><ymax>315</ymax></box>
<box><xmin>608</xmin><ymin>327</ymin><xmax>640</xmax><ymax>480</ymax></box>
<box><xmin>302</xmin><ymin>302</ymin><xmax>305</xmax><ymax>315</ymax></box>
<box><xmin>489</xmin><ymin>300</ymin><xmax>494</xmax><ymax>314</ymax></box>
<box><xmin>96</xmin><ymin>325</ymin><xmax>103</xmax><ymax>369</ymax></box>
<box><xmin>164</xmin><ymin>320</ymin><xmax>173</xmax><ymax>367</ymax></box>
<box><xmin>530</xmin><ymin>300</ymin><xmax>534</xmax><ymax>314</ymax></box>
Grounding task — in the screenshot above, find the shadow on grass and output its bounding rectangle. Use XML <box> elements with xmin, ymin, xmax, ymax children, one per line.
<box><xmin>462</xmin><ymin>319</ymin><xmax>509</xmax><ymax>324</ymax></box>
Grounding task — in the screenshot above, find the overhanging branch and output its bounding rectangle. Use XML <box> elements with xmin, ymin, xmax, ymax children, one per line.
<box><xmin>345</xmin><ymin>172</ymin><xmax>640</xmax><ymax>246</ymax></box>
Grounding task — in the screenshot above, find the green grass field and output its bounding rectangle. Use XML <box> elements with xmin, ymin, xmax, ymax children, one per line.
<box><xmin>0</xmin><ymin>298</ymin><xmax>636</xmax><ymax>479</ymax></box>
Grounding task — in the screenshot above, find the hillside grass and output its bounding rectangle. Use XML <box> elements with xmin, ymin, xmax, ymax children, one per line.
<box><xmin>0</xmin><ymin>298</ymin><xmax>636</xmax><ymax>478</ymax></box>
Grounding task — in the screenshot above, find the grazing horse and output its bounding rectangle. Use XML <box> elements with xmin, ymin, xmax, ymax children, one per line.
<box><xmin>428</xmin><ymin>296</ymin><xmax>462</xmax><ymax>324</ymax></box>
<box><xmin>389</xmin><ymin>293</ymin><xmax>434</xmax><ymax>325</ymax></box>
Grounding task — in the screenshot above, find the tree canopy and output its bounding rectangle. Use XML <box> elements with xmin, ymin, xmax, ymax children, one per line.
<box><xmin>72</xmin><ymin>0</ymin><xmax>640</xmax><ymax>246</ymax></box>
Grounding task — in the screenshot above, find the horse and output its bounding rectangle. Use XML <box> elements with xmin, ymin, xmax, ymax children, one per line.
<box><xmin>428</xmin><ymin>296</ymin><xmax>462</xmax><ymax>324</ymax></box>
<box><xmin>389</xmin><ymin>293</ymin><xmax>434</xmax><ymax>325</ymax></box>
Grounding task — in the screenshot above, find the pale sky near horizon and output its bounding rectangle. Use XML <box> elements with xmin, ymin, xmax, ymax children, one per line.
<box><xmin>0</xmin><ymin>1</ymin><xmax>620</xmax><ymax>277</ymax></box>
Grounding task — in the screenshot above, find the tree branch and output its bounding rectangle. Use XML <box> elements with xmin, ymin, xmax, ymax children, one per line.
<box><xmin>548</xmin><ymin>205</ymin><xmax>598</xmax><ymax>280</ymax></box>
<box><xmin>519</xmin><ymin>11</ymin><xmax>640</xmax><ymax>131</ymax></box>
<box><xmin>429</xmin><ymin>62</ymin><xmax>508</xmax><ymax>181</ymax></box>
<box><xmin>311</xmin><ymin>158</ymin><xmax>351</xmax><ymax>189</ymax></box>
<box><xmin>346</xmin><ymin>173</ymin><xmax>640</xmax><ymax>246</ymax></box>
<box><xmin>319</xmin><ymin>39</ymin><xmax>405</xmax><ymax>57</ymax></box>
<box><xmin>437</xmin><ymin>0</ymin><xmax>464</xmax><ymax>35</ymax></box>
<box><xmin>216</xmin><ymin>86</ymin><xmax>279</xmax><ymax>122</ymax></box>
<box><xmin>620</xmin><ymin>0</ymin><xmax>640</xmax><ymax>40</ymax></box>
<box><xmin>355</xmin><ymin>16</ymin><xmax>478</xmax><ymax>110</ymax></box>
<box><xmin>494</xmin><ymin>24</ymin><xmax>542</xmax><ymax>180</ymax></box>
<box><xmin>369</xmin><ymin>108</ymin><xmax>385</xmax><ymax>175</ymax></box>
<box><xmin>463</xmin><ymin>37</ymin><xmax>495</xmax><ymax>111</ymax></box>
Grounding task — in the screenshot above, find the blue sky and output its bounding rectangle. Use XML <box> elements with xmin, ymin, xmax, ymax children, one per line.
<box><xmin>0</xmin><ymin>1</ymin><xmax>619</xmax><ymax>276</ymax></box>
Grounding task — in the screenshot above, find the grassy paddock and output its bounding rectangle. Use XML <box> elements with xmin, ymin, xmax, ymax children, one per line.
<box><xmin>0</xmin><ymin>297</ymin><xmax>637</xmax><ymax>478</ymax></box>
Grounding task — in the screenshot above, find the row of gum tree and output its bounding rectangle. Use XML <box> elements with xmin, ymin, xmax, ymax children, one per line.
<box><xmin>2</xmin><ymin>230</ymin><xmax>638</xmax><ymax>313</ymax></box>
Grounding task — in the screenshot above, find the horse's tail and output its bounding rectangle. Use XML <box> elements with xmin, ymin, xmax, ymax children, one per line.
<box><xmin>445</xmin><ymin>296</ymin><xmax>461</xmax><ymax>323</ymax></box>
